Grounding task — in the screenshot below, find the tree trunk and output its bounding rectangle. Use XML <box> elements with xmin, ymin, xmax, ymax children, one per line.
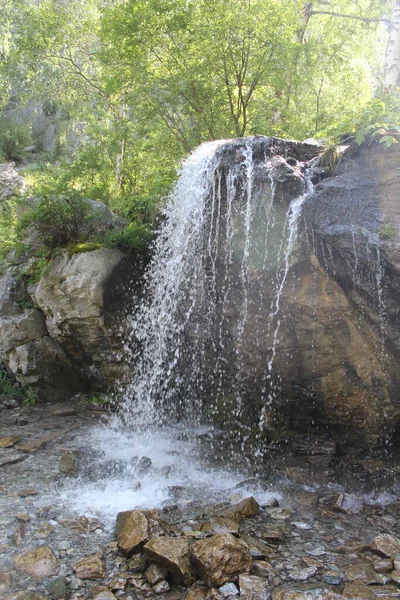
<box><xmin>384</xmin><ymin>0</ymin><xmax>400</xmax><ymax>88</ymax></box>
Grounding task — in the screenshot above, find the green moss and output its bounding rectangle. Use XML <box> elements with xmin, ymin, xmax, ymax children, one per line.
<box><xmin>66</xmin><ymin>242</ymin><xmax>103</xmax><ymax>254</ymax></box>
<box><xmin>378</xmin><ymin>222</ymin><xmax>396</xmax><ymax>240</ymax></box>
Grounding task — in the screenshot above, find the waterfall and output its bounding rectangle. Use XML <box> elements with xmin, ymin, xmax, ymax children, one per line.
<box><xmin>115</xmin><ymin>137</ymin><xmax>314</xmax><ymax>437</ymax></box>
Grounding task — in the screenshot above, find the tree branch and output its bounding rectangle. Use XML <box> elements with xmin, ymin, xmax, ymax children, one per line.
<box><xmin>311</xmin><ymin>10</ymin><xmax>390</xmax><ymax>24</ymax></box>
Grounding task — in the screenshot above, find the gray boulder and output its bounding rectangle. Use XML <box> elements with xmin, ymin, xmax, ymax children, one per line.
<box><xmin>0</xmin><ymin>163</ymin><xmax>26</xmax><ymax>200</ymax></box>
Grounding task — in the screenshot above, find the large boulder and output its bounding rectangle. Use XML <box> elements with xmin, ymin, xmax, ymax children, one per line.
<box><xmin>31</xmin><ymin>247</ymin><xmax>129</xmax><ymax>387</ymax></box>
<box><xmin>0</xmin><ymin>163</ymin><xmax>25</xmax><ymax>200</ymax></box>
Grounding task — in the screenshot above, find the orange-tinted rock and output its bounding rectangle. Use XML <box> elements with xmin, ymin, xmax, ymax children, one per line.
<box><xmin>191</xmin><ymin>533</ymin><xmax>251</xmax><ymax>587</ymax></box>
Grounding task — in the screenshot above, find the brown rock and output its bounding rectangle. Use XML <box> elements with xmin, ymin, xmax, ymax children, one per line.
<box><xmin>374</xmin><ymin>558</ymin><xmax>393</xmax><ymax>573</ymax></box>
<box><xmin>93</xmin><ymin>592</ymin><xmax>117</xmax><ymax>600</ymax></box>
<box><xmin>272</xmin><ymin>584</ymin><xmax>342</xmax><ymax>599</ymax></box>
<box><xmin>252</xmin><ymin>560</ymin><xmax>273</xmax><ymax>578</ymax></box>
<box><xmin>0</xmin><ymin>436</ymin><xmax>21</xmax><ymax>448</ymax></box>
<box><xmin>368</xmin><ymin>534</ymin><xmax>400</xmax><ymax>558</ymax></box>
<box><xmin>35</xmin><ymin>521</ymin><xmax>54</xmax><ymax>539</ymax></box>
<box><xmin>115</xmin><ymin>510</ymin><xmax>151</xmax><ymax>556</ymax></box>
<box><xmin>145</xmin><ymin>563</ymin><xmax>168</xmax><ymax>585</ymax></box>
<box><xmin>342</xmin><ymin>581</ymin><xmax>376</xmax><ymax>600</ymax></box>
<box><xmin>191</xmin><ymin>533</ymin><xmax>251</xmax><ymax>587</ymax></box>
<box><xmin>391</xmin><ymin>569</ymin><xmax>400</xmax><ymax>584</ymax></box>
<box><xmin>14</xmin><ymin>545</ymin><xmax>59</xmax><ymax>578</ymax></box>
<box><xmin>153</xmin><ymin>580</ymin><xmax>170</xmax><ymax>594</ymax></box>
<box><xmin>0</xmin><ymin>573</ymin><xmax>11</xmax><ymax>595</ymax></box>
<box><xmin>184</xmin><ymin>588</ymin><xmax>208</xmax><ymax>600</ymax></box>
<box><xmin>17</xmin><ymin>426</ymin><xmax>76</xmax><ymax>453</ymax></box>
<box><xmin>144</xmin><ymin>536</ymin><xmax>196</xmax><ymax>584</ymax></box>
<box><xmin>72</xmin><ymin>553</ymin><xmax>106</xmax><ymax>579</ymax></box>
<box><xmin>200</xmin><ymin>516</ymin><xmax>240</xmax><ymax>535</ymax></box>
<box><xmin>222</xmin><ymin>497</ymin><xmax>260</xmax><ymax>521</ymax></box>
<box><xmin>239</xmin><ymin>574</ymin><xmax>271</xmax><ymax>599</ymax></box>
<box><xmin>344</xmin><ymin>562</ymin><xmax>387</xmax><ymax>584</ymax></box>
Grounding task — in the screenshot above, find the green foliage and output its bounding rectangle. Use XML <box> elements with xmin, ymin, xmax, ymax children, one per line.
<box><xmin>321</xmin><ymin>92</ymin><xmax>400</xmax><ymax>147</ymax></box>
<box><xmin>0</xmin><ymin>116</ymin><xmax>31</xmax><ymax>161</ymax></box>
<box><xmin>378</xmin><ymin>221</ymin><xmax>397</xmax><ymax>240</ymax></box>
<box><xmin>23</xmin><ymin>386</ymin><xmax>38</xmax><ymax>405</ymax></box>
<box><xmin>66</xmin><ymin>242</ymin><xmax>103</xmax><ymax>254</ymax></box>
<box><xmin>0</xmin><ymin>366</ymin><xmax>23</xmax><ymax>401</ymax></box>
<box><xmin>104</xmin><ymin>222</ymin><xmax>153</xmax><ymax>252</ymax></box>
<box><xmin>18</xmin><ymin>192</ymin><xmax>92</xmax><ymax>249</ymax></box>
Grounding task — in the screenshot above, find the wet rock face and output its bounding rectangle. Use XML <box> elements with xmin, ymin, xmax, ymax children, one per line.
<box><xmin>182</xmin><ymin>137</ymin><xmax>400</xmax><ymax>450</ymax></box>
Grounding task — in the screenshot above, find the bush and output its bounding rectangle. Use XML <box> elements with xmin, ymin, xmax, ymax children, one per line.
<box><xmin>104</xmin><ymin>222</ymin><xmax>153</xmax><ymax>252</ymax></box>
<box><xmin>18</xmin><ymin>192</ymin><xmax>93</xmax><ymax>249</ymax></box>
<box><xmin>0</xmin><ymin>116</ymin><xmax>32</xmax><ymax>162</ymax></box>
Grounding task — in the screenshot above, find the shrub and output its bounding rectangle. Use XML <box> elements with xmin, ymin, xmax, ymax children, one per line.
<box><xmin>104</xmin><ymin>222</ymin><xmax>153</xmax><ymax>252</ymax></box>
<box><xmin>0</xmin><ymin>116</ymin><xmax>32</xmax><ymax>162</ymax></box>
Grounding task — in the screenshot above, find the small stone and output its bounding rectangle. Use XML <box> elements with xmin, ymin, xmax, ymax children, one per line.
<box><xmin>16</xmin><ymin>512</ymin><xmax>30</xmax><ymax>522</ymax></box>
<box><xmin>18</xmin><ymin>488</ymin><xmax>39</xmax><ymax>497</ymax></box>
<box><xmin>135</xmin><ymin>456</ymin><xmax>152</xmax><ymax>475</ymax></box>
<box><xmin>239</xmin><ymin>574</ymin><xmax>270</xmax><ymax>599</ymax></box>
<box><xmin>0</xmin><ymin>544</ymin><xmax>8</xmax><ymax>553</ymax></box>
<box><xmin>93</xmin><ymin>592</ymin><xmax>117</xmax><ymax>600</ymax></box>
<box><xmin>72</xmin><ymin>554</ymin><xmax>106</xmax><ymax>579</ymax></box>
<box><xmin>0</xmin><ymin>436</ymin><xmax>21</xmax><ymax>448</ymax></box>
<box><xmin>153</xmin><ymin>580</ymin><xmax>171</xmax><ymax>594</ymax></box>
<box><xmin>390</xmin><ymin>569</ymin><xmax>400</xmax><ymax>584</ymax></box>
<box><xmin>307</xmin><ymin>546</ymin><xmax>326</xmax><ymax>557</ymax></box>
<box><xmin>342</xmin><ymin>581</ymin><xmax>377</xmax><ymax>600</ymax></box>
<box><xmin>144</xmin><ymin>536</ymin><xmax>196</xmax><ymax>584</ymax></box>
<box><xmin>260</xmin><ymin>527</ymin><xmax>285</xmax><ymax>543</ymax></box>
<box><xmin>128</xmin><ymin>554</ymin><xmax>147</xmax><ymax>572</ymax></box>
<box><xmin>322</xmin><ymin>571</ymin><xmax>343</xmax><ymax>586</ymax></box>
<box><xmin>14</xmin><ymin>546</ymin><xmax>59</xmax><ymax>578</ymax></box>
<box><xmin>345</xmin><ymin>562</ymin><xmax>387</xmax><ymax>584</ymax></box>
<box><xmin>200</xmin><ymin>517</ymin><xmax>240</xmax><ymax>536</ymax></box>
<box><xmin>35</xmin><ymin>521</ymin><xmax>54</xmax><ymax>539</ymax></box>
<box><xmin>334</xmin><ymin>494</ymin><xmax>364</xmax><ymax>515</ymax></box>
<box><xmin>12</xmin><ymin>524</ymin><xmax>25</xmax><ymax>546</ymax></box>
<box><xmin>251</xmin><ymin>560</ymin><xmax>273</xmax><ymax>578</ymax></box>
<box><xmin>291</xmin><ymin>522</ymin><xmax>312</xmax><ymax>530</ymax></box>
<box><xmin>374</xmin><ymin>558</ymin><xmax>393</xmax><ymax>573</ymax></box>
<box><xmin>109</xmin><ymin>575</ymin><xmax>128</xmax><ymax>591</ymax></box>
<box><xmin>0</xmin><ymin>573</ymin><xmax>11</xmax><ymax>594</ymax></box>
<box><xmin>48</xmin><ymin>577</ymin><xmax>68</xmax><ymax>599</ymax></box>
<box><xmin>266</xmin><ymin>507</ymin><xmax>292</xmax><ymax>520</ymax></box>
<box><xmin>219</xmin><ymin>582</ymin><xmax>239</xmax><ymax>597</ymax></box>
<box><xmin>369</xmin><ymin>534</ymin><xmax>400</xmax><ymax>558</ymax></box>
<box><xmin>145</xmin><ymin>563</ymin><xmax>168</xmax><ymax>585</ymax></box>
<box><xmin>222</xmin><ymin>497</ymin><xmax>260</xmax><ymax>521</ymax></box>
<box><xmin>185</xmin><ymin>587</ymin><xmax>208</xmax><ymax>600</ymax></box>
<box><xmin>191</xmin><ymin>533</ymin><xmax>252</xmax><ymax>587</ymax></box>
<box><xmin>50</xmin><ymin>407</ymin><xmax>78</xmax><ymax>416</ymax></box>
<box><xmin>59</xmin><ymin>449</ymin><xmax>80</xmax><ymax>476</ymax></box>
<box><xmin>272</xmin><ymin>584</ymin><xmax>339</xmax><ymax>599</ymax></box>
<box><xmin>289</xmin><ymin>566</ymin><xmax>318</xmax><ymax>581</ymax></box>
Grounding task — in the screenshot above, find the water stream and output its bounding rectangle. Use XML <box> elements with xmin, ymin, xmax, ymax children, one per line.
<box><xmin>60</xmin><ymin>137</ymin><xmax>316</xmax><ymax>521</ymax></box>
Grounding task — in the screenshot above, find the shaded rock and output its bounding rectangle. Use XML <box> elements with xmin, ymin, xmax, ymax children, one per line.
<box><xmin>185</xmin><ymin>587</ymin><xmax>208</xmax><ymax>600</ymax></box>
<box><xmin>93</xmin><ymin>592</ymin><xmax>117</xmax><ymax>600</ymax></box>
<box><xmin>191</xmin><ymin>533</ymin><xmax>252</xmax><ymax>587</ymax></box>
<box><xmin>144</xmin><ymin>536</ymin><xmax>196</xmax><ymax>584</ymax></box>
<box><xmin>153</xmin><ymin>580</ymin><xmax>171</xmax><ymax>594</ymax></box>
<box><xmin>0</xmin><ymin>309</ymin><xmax>48</xmax><ymax>354</ymax></box>
<box><xmin>145</xmin><ymin>563</ymin><xmax>168</xmax><ymax>585</ymax></box>
<box><xmin>8</xmin><ymin>336</ymin><xmax>86</xmax><ymax>400</ymax></box>
<box><xmin>239</xmin><ymin>574</ymin><xmax>270</xmax><ymax>599</ymax></box>
<box><xmin>288</xmin><ymin>566</ymin><xmax>318</xmax><ymax>581</ymax></box>
<box><xmin>0</xmin><ymin>572</ymin><xmax>11</xmax><ymax>594</ymax></box>
<box><xmin>72</xmin><ymin>553</ymin><xmax>106</xmax><ymax>579</ymax></box>
<box><xmin>14</xmin><ymin>545</ymin><xmax>59</xmax><ymax>578</ymax></box>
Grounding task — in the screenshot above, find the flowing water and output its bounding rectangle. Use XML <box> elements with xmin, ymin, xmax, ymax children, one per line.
<box><xmin>61</xmin><ymin>137</ymin><xmax>316</xmax><ymax>521</ymax></box>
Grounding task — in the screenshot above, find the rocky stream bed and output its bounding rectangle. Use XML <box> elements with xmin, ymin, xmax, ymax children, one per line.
<box><xmin>1</xmin><ymin>397</ymin><xmax>400</xmax><ymax>600</ymax></box>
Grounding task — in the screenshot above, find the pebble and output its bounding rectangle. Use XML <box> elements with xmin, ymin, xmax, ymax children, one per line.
<box><xmin>219</xmin><ymin>582</ymin><xmax>239</xmax><ymax>597</ymax></box>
